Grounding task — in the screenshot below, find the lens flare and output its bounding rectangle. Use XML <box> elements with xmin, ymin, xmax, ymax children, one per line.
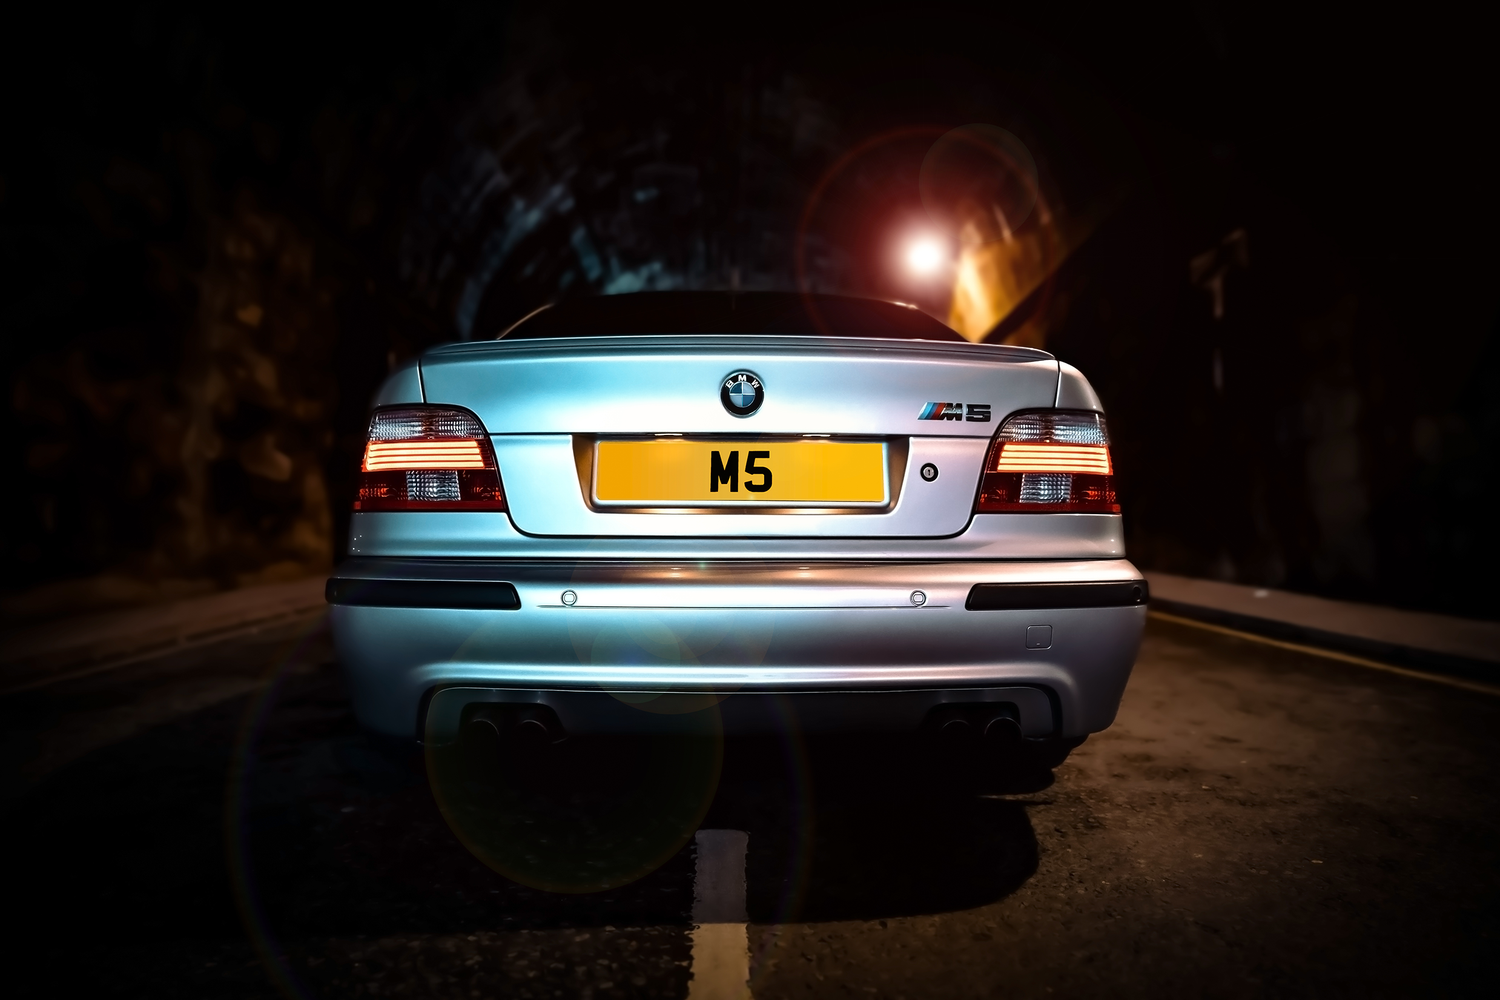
<box><xmin>227</xmin><ymin>616</ymin><xmax>337</xmax><ymax>1000</ymax></box>
<box><xmin>414</xmin><ymin>611</ymin><xmax>739</xmax><ymax>893</ymax></box>
<box><xmin>919</xmin><ymin>124</ymin><xmax>1040</xmax><ymax>245</ymax></box>
<box><xmin>424</xmin><ymin>724</ymin><xmax>724</xmax><ymax>894</ymax></box>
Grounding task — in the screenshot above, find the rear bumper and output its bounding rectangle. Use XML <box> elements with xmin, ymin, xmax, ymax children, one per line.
<box><xmin>328</xmin><ymin>557</ymin><xmax>1147</xmax><ymax>741</ymax></box>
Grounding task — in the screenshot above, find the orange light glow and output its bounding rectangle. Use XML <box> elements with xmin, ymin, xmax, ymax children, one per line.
<box><xmin>363</xmin><ymin>440</ymin><xmax>488</xmax><ymax>471</ymax></box>
<box><xmin>993</xmin><ymin>443</ymin><xmax>1112</xmax><ymax>475</ymax></box>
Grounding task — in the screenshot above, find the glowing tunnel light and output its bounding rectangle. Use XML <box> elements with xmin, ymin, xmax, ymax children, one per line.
<box><xmin>906</xmin><ymin>237</ymin><xmax>946</xmax><ymax>276</ymax></box>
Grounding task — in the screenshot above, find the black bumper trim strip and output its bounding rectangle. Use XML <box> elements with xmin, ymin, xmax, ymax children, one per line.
<box><xmin>326</xmin><ymin>578</ymin><xmax>521</xmax><ymax>610</ymax></box>
<box><xmin>966</xmin><ymin>580</ymin><xmax>1148</xmax><ymax>611</ymax></box>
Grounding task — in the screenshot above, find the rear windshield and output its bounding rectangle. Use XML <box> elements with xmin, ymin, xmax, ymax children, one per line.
<box><xmin>498</xmin><ymin>292</ymin><xmax>967</xmax><ymax>342</ymax></box>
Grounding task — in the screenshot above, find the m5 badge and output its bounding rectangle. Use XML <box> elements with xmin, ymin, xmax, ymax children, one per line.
<box><xmin>918</xmin><ymin>402</ymin><xmax>991</xmax><ymax>422</ymax></box>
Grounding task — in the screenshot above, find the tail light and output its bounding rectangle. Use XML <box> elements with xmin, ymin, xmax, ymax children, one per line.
<box><xmin>975</xmin><ymin>410</ymin><xmax>1118</xmax><ymax>513</ymax></box>
<box><xmin>355</xmin><ymin>406</ymin><xmax>505</xmax><ymax>511</ymax></box>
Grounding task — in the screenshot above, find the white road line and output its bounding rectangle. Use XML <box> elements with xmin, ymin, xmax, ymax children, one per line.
<box><xmin>688</xmin><ymin>829</ymin><xmax>751</xmax><ymax>1000</ymax></box>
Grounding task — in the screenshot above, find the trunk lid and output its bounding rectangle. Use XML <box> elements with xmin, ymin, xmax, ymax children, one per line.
<box><xmin>418</xmin><ymin>336</ymin><xmax>1061</xmax><ymax>538</ymax></box>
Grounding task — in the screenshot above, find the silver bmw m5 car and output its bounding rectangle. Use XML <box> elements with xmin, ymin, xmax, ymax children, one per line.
<box><xmin>327</xmin><ymin>292</ymin><xmax>1146</xmax><ymax>766</ymax></box>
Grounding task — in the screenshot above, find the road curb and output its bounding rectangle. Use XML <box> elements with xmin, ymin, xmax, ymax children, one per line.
<box><xmin>1149</xmin><ymin>598</ymin><xmax>1498</xmax><ymax>683</ymax></box>
<box><xmin>1147</xmin><ymin>609</ymin><xmax>1500</xmax><ymax>698</ymax></box>
<box><xmin>1142</xmin><ymin>568</ymin><xmax>1500</xmax><ymax>688</ymax></box>
<box><xmin>0</xmin><ymin>577</ymin><xmax>328</xmax><ymax>695</ymax></box>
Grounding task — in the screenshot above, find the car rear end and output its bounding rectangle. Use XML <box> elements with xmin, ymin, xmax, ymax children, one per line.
<box><xmin>327</xmin><ymin>297</ymin><xmax>1146</xmax><ymax>752</ymax></box>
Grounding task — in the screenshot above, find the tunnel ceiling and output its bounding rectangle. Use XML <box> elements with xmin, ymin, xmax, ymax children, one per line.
<box><xmin>397</xmin><ymin>13</ymin><xmax>1126</xmax><ymax>341</ymax></box>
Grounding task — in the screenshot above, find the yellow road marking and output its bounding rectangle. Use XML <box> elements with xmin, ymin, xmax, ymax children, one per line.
<box><xmin>1147</xmin><ymin>609</ymin><xmax>1500</xmax><ymax>698</ymax></box>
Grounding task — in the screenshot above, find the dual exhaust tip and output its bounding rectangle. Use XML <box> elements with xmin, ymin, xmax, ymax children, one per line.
<box><xmin>927</xmin><ymin>704</ymin><xmax>1024</xmax><ymax>746</ymax></box>
<box><xmin>463</xmin><ymin>704</ymin><xmax>568</xmax><ymax>750</ymax></box>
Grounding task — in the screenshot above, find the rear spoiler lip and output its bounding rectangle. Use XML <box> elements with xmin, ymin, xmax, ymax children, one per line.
<box><xmin>423</xmin><ymin>333</ymin><xmax>1055</xmax><ymax>364</ymax></box>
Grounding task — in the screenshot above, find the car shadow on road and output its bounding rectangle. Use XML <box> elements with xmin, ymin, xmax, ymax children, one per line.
<box><xmin>2</xmin><ymin>656</ymin><xmax>1055</xmax><ymax>993</ymax></box>
<box><xmin>708</xmin><ymin>733</ymin><xmax>1046</xmax><ymax>924</ymax></box>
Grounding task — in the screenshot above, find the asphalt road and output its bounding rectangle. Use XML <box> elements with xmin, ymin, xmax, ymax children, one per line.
<box><xmin>2</xmin><ymin>613</ymin><xmax>1496</xmax><ymax>998</ymax></box>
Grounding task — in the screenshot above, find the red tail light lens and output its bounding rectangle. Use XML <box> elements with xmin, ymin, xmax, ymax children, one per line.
<box><xmin>355</xmin><ymin>407</ymin><xmax>505</xmax><ymax>511</ymax></box>
<box><xmin>975</xmin><ymin>411</ymin><xmax>1118</xmax><ymax>513</ymax></box>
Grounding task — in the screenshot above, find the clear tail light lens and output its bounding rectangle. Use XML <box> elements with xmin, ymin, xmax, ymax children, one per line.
<box><xmin>975</xmin><ymin>410</ymin><xmax>1118</xmax><ymax>513</ymax></box>
<box><xmin>355</xmin><ymin>407</ymin><xmax>505</xmax><ymax>511</ymax></box>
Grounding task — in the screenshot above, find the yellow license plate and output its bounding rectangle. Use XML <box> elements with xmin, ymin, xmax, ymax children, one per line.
<box><xmin>594</xmin><ymin>439</ymin><xmax>888</xmax><ymax>506</ymax></box>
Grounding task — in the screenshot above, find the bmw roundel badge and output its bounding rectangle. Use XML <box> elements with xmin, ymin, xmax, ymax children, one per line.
<box><xmin>720</xmin><ymin>370</ymin><xmax>764</xmax><ymax>417</ymax></box>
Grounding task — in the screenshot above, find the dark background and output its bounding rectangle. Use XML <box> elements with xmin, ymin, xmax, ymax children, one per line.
<box><xmin>3</xmin><ymin>2</ymin><xmax>1495</xmax><ymax>619</ymax></box>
